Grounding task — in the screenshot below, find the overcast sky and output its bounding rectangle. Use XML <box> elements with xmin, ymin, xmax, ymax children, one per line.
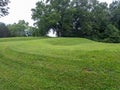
<box><xmin>0</xmin><ymin>0</ymin><xmax>113</xmax><ymax>26</ymax></box>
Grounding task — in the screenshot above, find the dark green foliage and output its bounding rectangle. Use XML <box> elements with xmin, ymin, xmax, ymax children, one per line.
<box><xmin>110</xmin><ymin>0</ymin><xmax>120</xmax><ymax>30</ymax></box>
<box><xmin>0</xmin><ymin>22</ymin><xmax>10</xmax><ymax>37</ymax></box>
<box><xmin>0</xmin><ymin>0</ymin><xmax>10</xmax><ymax>17</ymax></box>
<box><xmin>32</xmin><ymin>0</ymin><xmax>120</xmax><ymax>43</ymax></box>
<box><xmin>103</xmin><ymin>24</ymin><xmax>120</xmax><ymax>43</ymax></box>
<box><xmin>7</xmin><ymin>20</ymin><xmax>29</xmax><ymax>37</ymax></box>
<box><xmin>31</xmin><ymin>27</ymin><xmax>41</xmax><ymax>36</ymax></box>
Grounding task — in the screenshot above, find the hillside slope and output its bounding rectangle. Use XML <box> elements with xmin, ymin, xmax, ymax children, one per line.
<box><xmin>0</xmin><ymin>37</ymin><xmax>120</xmax><ymax>90</ymax></box>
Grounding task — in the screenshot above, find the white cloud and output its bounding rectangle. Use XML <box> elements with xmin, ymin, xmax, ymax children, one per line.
<box><xmin>0</xmin><ymin>0</ymin><xmax>39</xmax><ymax>26</ymax></box>
<box><xmin>99</xmin><ymin>0</ymin><xmax>113</xmax><ymax>4</ymax></box>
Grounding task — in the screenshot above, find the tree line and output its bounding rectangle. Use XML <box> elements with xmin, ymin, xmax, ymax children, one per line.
<box><xmin>0</xmin><ymin>0</ymin><xmax>120</xmax><ymax>43</ymax></box>
<box><xmin>0</xmin><ymin>1</ymin><xmax>33</xmax><ymax>38</ymax></box>
<box><xmin>0</xmin><ymin>20</ymin><xmax>33</xmax><ymax>37</ymax></box>
<box><xmin>31</xmin><ymin>0</ymin><xmax>120</xmax><ymax>43</ymax></box>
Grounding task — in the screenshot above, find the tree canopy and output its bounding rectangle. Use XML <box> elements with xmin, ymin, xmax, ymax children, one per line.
<box><xmin>0</xmin><ymin>22</ymin><xmax>10</xmax><ymax>37</ymax></box>
<box><xmin>7</xmin><ymin>20</ymin><xmax>29</xmax><ymax>37</ymax></box>
<box><xmin>0</xmin><ymin>0</ymin><xmax>10</xmax><ymax>17</ymax></box>
<box><xmin>31</xmin><ymin>0</ymin><xmax>120</xmax><ymax>42</ymax></box>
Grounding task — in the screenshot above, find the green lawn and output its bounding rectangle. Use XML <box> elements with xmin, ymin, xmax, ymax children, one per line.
<box><xmin>0</xmin><ymin>37</ymin><xmax>120</xmax><ymax>90</ymax></box>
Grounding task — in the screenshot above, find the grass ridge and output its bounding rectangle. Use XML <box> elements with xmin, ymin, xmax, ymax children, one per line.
<box><xmin>0</xmin><ymin>37</ymin><xmax>120</xmax><ymax>90</ymax></box>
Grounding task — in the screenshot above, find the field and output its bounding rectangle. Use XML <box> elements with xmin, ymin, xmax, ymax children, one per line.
<box><xmin>0</xmin><ymin>37</ymin><xmax>120</xmax><ymax>90</ymax></box>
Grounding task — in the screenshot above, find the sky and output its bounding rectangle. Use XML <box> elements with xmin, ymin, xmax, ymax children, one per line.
<box><xmin>0</xmin><ymin>0</ymin><xmax>113</xmax><ymax>26</ymax></box>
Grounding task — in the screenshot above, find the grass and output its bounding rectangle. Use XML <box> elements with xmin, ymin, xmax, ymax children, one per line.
<box><xmin>0</xmin><ymin>37</ymin><xmax>120</xmax><ymax>90</ymax></box>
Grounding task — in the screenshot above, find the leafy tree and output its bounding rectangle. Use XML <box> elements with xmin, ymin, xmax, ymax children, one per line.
<box><xmin>70</xmin><ymin>0</ymin><xmax>93</xmax><ymax>37</ymax></box>
<box><xmin>0</xmin><ymin>22</ymin><xmax>10</xmax><ymax>37</ymax></box>
<box><xmin>91</xmin><ymin>2</ymin><xmax>109</xmax><ymax>39</ymax></box>
<box><xmin>32</xmin><ymin>1</ymin><xmax>49</xmax><ymax>36</ymax></box>
<box><xmin>31</xmin><ymin>27</ymin><xmax>40</xmax><ymax>36</ymax></box>
<box><xmin>32</xmin><ymin>0</ymin><xmax>109</xmax><ymax>37</ymax></box>
<box><xmin>7</xmin><ymin>20</ymin><xmax>29</xmax><ymax>37</ymax></box>
<box><xmin>109</xmin><ymin>0</ymin><xmax>120</xmax><ymax>30</ymax></box>
<box><xmin>32</xmin><ymin>0</ymin><xmax>72</xmax><ymax>37</ymax></box>
<box><xmin>104</xmin><ymin>24</ymin><xmax>120</xmax><ymax>43</ymax></box>
<box><xmin>0</xmin><ymin>0</ymin><xmax>10</xmax><ymax>17</ymax></box>
<box><xmin>32</xmin><ymin>0</ymin><xmax>120</xmax><ymax>43</ymax></box>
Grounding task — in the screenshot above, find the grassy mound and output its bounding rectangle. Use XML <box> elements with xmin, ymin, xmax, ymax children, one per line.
<box><xmin>0</xmin><ymin>37</ymin><xmax>120</xmax><ymax>90</ymax></box>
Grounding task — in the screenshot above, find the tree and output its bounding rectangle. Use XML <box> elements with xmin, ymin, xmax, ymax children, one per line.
<box><xmin>109</xmin><ymin>0</ymin><xmax>120</xmax><ymax>30</ymax></box>
<box><xmin>91</xmin><ymin>2</ymin><xmax>109</xmax><ymax>39</ymax></box>
<box><xmin>32</xmin><ymin>0</ymin><xmax>120</xmax><ymax>43</ymax></box>
<box><xmin>32</xmin><ymin>1</ymin><xmax>49</xmax><ymax>36</ymax></box>
<box><xmin>70</xmin><ymin>0</ymin><xmax>93</xmax><ymax>37</ymax></box>
<box><xmin>32</xmin><ymin>0</ymin><xmax>72</xmax><ymax>37</ymax></box>
<box><xmin>104</xmin><ymin>24</ymin><xmax>120</xmax><ymax>43</ymax></box>
<box><xmin>0</xmin><ymin>0</ymin><xmax>10</xmax><ymax>17</ymax></box>
<box><xmin>7</xmin><ymin>20</ymin><xmax>29</xmax><ymax>37</ymax></box>
<box><xmin>32</xmin><ymin>0</ymin><xmax>109</xmax><ymax>38</ymax></box>
<box><xmin>0</xmin><ymin>22</ymin><xmax>10</xmax><ymax>37</ymax></box>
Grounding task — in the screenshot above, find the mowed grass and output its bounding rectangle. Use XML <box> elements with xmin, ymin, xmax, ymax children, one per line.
<box><xmin>0</xmin><ymin>37</ymin><xmax>120</xmax><ymax>90</ymax></box>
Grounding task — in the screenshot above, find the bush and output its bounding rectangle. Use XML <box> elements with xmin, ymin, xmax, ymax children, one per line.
<box><xmin>103</xmin><ymin>24</ymin><xmax>120</xmax><ymax>43</ymax></box>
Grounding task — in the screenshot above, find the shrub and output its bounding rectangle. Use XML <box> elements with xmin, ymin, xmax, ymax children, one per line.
<box><xmin>103</xmin><ymin>24</ymin><xmax>120</xmax><ymax>43</ymax></box>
